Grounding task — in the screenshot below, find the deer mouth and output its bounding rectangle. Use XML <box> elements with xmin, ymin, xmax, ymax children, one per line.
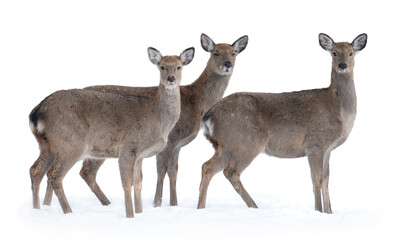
<box><xmin>164</xmin><ymin>83</ymin><xmax>178</xmax><ymax>90</ymax></box>
<box><xmin>167</xmin><ymin>81</ymin><xmax>177</xmax><ymax>87</ymax></box>
<box><xmin>337</xmin><ymin>68</ymin><xmax>347</xmax><ymax>73</ymax></box>
<box><xmin>221</xmin><ymin>66</ymin><xmax>233</xmax><ymax>75</ymax></box>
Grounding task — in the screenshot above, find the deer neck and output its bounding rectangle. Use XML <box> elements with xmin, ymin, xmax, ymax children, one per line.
<box><xmin>329</xmin><ymin>68</ymin><xmax>357</xmax><ymax>115</ymax></box>
<box><xmin>191</xmin><ymin>65</ymin><xmax>232</xmax><ymax>114</ymax></box>
<box><xmin>158</xmin><ymin>84</ymin><xmax>181</xmax><ymax>136</ymax></box>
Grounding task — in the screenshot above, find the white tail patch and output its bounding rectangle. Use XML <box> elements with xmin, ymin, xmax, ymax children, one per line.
<box><xmin>29</xmin><ymin>122</ymin><xmax>35</xmax><ymax>133</ymax></box>
<box><xmin>30</xmin><ymin>120</ymin><xmax>45</xmax><ymax>133</ymax></box>
<box><xmin>37</xmin><ymin>121</ymin><xmax>45</xmax><ymax>133</ymax></box>
<box><xmin>204</xmin><ymin>118</ymin><xmax>215</xmax><ymax>136</ymax></box>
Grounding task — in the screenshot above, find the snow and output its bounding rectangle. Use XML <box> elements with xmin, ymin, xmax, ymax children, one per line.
<box><xmin>1</xmin><ymin>0</ymin><xmax>408</xmax><ymax>239</ymax></box>
<box><xmin>10</xmin><ymin>135</ymin><xmax>408</xmax><ymax>239</ymax></box>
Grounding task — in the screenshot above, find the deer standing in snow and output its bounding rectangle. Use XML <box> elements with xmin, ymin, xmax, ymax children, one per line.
<box><xmin>29</xmin><ymin>47</ymin><xmax>194</xmax><ymax>217</ymax></box>
<box><xmin>197</xmin><ymin>33</ymin><xmax>367</xmax><ymax>213</ymax></box>
<box><xmin>42</xmin><ymin>34</ymin><xmax>248</xmax><ymax>208</ymax></box>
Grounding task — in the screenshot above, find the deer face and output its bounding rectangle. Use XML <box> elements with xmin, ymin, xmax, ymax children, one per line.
<box><xmin>201</xmin><ymin>34</ymin><xmax>248</xmax><ymax>76</ymax></box>
<box><xmin>148</xmin><ymin>47</ymin><xmax>195</xmax><ymax>90</ymax></box>
<box><xmin>158</xmin><ymin>56</ymin><xmax>184</xmax><ymax>89</ymax></box>
<box><xmin>319</xmin><ymin>33</ymin><xmax>367</xmax><ymax>74</ymax></box>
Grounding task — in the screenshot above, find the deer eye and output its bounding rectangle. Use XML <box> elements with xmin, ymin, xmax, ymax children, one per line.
<box><xmin>160</xmin><ymin>66</ymin><xmax>165</xmax><ymax>70</ymax></box>
<box><xmin>332</xmin><ymin>52</ymin><xmax>337</xmax><ymax>56</ymax></box>
<box><xmin>349</xmin><ymin>52</ymin><xmax>353</xmax><ymax>56</ymax></box>
<box><xmin>232</xmin><ymin>52</ymin><xmax>236</xmax><ymax>56</ymax></box>
<box><xmin>214</xmin><ymin>52</ymin><xmax>219</xmax><ymax>57</ymax></box>
<box><xmin>177</xmin><ymin>66</ymin><xmax>181</xmax><ymax>70</ymax></box>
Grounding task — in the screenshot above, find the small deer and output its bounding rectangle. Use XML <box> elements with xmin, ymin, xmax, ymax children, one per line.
<box><xmin>42</xmin><ymin>34</ymin><xmax>248</xmax><ymax>208</ymax></box>
<box><xmin>197</xmin><ymin>33</ymin><xmax>367</xmax><ymax>214</ymax></box>
<box><xmin>29</xmin><ymin>47</ymin><xmax>195</xmax><ymax>217</ymax></box>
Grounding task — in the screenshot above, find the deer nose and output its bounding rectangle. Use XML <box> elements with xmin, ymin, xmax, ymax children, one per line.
<box><xmin>338</xmin><ymin>63</ymin><xmax>347</xmax><ymax>70</ymax></box>
<box><xmin>225</xmin><ymin>61</ymin><xmax>232</xmax><ymax>69</ymax></box>
<box><xmin>168</xmin><ymin>76</ymin><xmax>175</xmax><ymax>83</ymax></box>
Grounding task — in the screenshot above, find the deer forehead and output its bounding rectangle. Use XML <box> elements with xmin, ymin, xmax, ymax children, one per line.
<box><xmin>160</xmin><ymin>56</ymin><xmax>183</xmax><ymax>67</ymax></box>
<box><xmin>213</xmin><ymin>44</ymin><xmax>234</xmax><ymax>53</ymax></box>
<box><xmin>332</xmin><ymin>42</ymin><xmax>354</xmax><ymax>53</ymax></box>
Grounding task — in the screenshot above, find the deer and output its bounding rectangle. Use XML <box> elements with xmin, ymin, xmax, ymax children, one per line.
<box><xmin>41</xmin><ymin>33</ymin><xmax>249</xmax><ymax>208</ymax></box>
<box><xmin>197</xmin><ymin>33</ymin><xmax>367</xmax><ymax>214</ymax></box>
<box><xmin>29</xmin><ymin>46</ymin><xmax>195</xmax><ymax>218</ymax></box>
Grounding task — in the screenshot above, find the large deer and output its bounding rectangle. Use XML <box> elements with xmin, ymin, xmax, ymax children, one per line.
<box><xmin>29</xmin><ymin>47</ymin><xmax>195</xmax><ymax>217</ymax></box>
<box><xmin>197</xmin><ymin>33</ymin><xmax>367</xmax><ymax>214</ymax></box>
<box><xmin>42</xmin><ymin>34</ymin><xmax>248</xmax><ymax>208</ymax></box>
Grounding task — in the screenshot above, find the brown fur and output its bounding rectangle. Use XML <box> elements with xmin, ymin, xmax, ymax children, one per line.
<box><xmin>204</xmin><ymin>133</ymin><xmax>222</xmax><ymax>157</ymax></box>
<box><xmin>42</xmin><ymin>34</ymin><xmax>249</xmax><ymax>208</ymax></box>
<box><xmin>197</xmin><ymin>34</ymin><xmax>367</xmax><ymax>214</ymax></box>
<box><xmin>29</xmin><ymin>47</ymin><xmax>195</xmax><ymax>217</ymax></box>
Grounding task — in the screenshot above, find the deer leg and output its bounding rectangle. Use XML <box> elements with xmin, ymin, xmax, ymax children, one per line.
<box><xmin>322</xmin><ymin>152</ymin><xmax>332</xmax><ymax>214</ymax></box>
<box><xmin>154</xmin><ymin>148</ymin><xmax>170</xmax><ymax>207</ymax></box>
<box><xmin>43</xmin><ymin>178</ymin><xmax>53</xmax><ymax>205</ymax></box>
<box><xmin>118</xmin><ymin>152</ymin><xmax>136</xmax><ymax>218</ymax></box>
<box><xmin>79</xmin><ymin>159</ymin><xmax>110</xmax><ymax>206</ymax></box>
<box><xmin>307</xmin><ymin>150</ymin><xmax>324</xmax><ymax>213</ymax></box>
<box><xmin>197</xmin><ymin>148</ymin><xmax>231</xmax><ymax>209</ymax></box>
<box><xmin>47</xmin><ymin>154</ymin><xmax>79</xmax><ymax>214</ymax></box>
<box><xmin>30</xmin><ymin>152</ymin><xmax>54</xmax><ymax>209</ymax></box>
<box><xmin>223</xmin><ymin>152</ymin><xmax>258</xmax><ymax>208</ymax></box>
<box><xmin>133</xmin><ymin>159</ymin><xmax>143</xmax><ymax>214</ymax></box>
<box><xmin>168</xmin><ymin>147</ymin><xmax>181</xmax><ymax>206</ymax></box>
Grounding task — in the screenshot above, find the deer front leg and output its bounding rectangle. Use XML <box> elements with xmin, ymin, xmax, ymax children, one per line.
<box><xmin>133</xmin><ymin>159</ymin><xmax>143</xmax><ymax>214</ymax></box>
<box><xmin>154</xmin><ymin>149</ymin><xmax>169</xmax><ymax>207</ymax></box>
<box><xmin>168</xmin><ymin>147</ymin><xmax>181</xmax><ymax>206</ymax></box>
<box><xmin>307</xmin><ymin>149</ymin><xmax>324</xmax><ymax>213</ymax></box>
<box><xmin>322</xmin><ymin>152</ymin><xmax>332</xmax><ymax>214</ymax></box>
<box><xmin>119</xmin><ymin>152</ymin><xmax>136</xmax><ymax>218</ymax></box>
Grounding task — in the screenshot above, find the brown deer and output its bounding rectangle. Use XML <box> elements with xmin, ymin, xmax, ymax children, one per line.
<box><xmin>29</xmin><ymin>47</ymin><xmax>195</xmax><ymax>218</ymax></box>
<box><xmin>197</xmin><ymin>33</ymin><xmax>367</xmax><ymax>214</ymax></box>
<box><xmin>42</xmin><ymin>34</ymin><xmax>249</xmax><ymax>208</ymax></box>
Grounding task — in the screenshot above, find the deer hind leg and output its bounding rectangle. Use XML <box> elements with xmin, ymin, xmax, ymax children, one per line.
<box><xmin>79</xmin><ymin>159</ymin><xmax>110</xmax><ymax>205</ymax></box>
<box><xmin>47</xmin><ymin>152</ymin><xmax>80</xmax><ymax>214</ymax></box>
<box><xmin>30</xmin><ymin>151</ymin><xmax>55</xmax><ymax>209</ymax></box>
<box><xmin>197</xmin><ymin>148</ymin><xmax>232</xmax><ymax>209</ymax></box>
<box><xmin>168</xmin><ymin>147</ymin><xmax>181</xmax><ymax>206</ymax></box>
<box><xmin>43</xmin><ymin>178</ymin><xmax>53</xmax><ymax>206</ymax></box>
<box><xmin>307</xmin><ymin>149</ymin><xmax>325</xmax><ymax>213</ymax></box>
<box><xmin>133</xmin><ymin>159</ymin><xmax>143</xmax><ymax>214</ymax></box>
<box><xmin>223</xmin><ymin>151</ymin><xmax>259</xmax><ymax>208</ymax></box>
<box><xmin>322</xmin><ymin>152</ymin><xmax>332</xmax><ymax>214</ymax></box>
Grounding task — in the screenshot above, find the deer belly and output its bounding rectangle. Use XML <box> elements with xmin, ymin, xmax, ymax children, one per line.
<box><xmin>264</xmin><ymin>132</ymin><xmax>306</xmax><ymax>158</ymax></box>
<box><xmin>86</xmin><ymin>144</ymin><xmax>119</xmax><ymax>159</ymax></box>
<box><xmin>139</xmin><ymin>138</ymin><xmax>167</xmax><ymax>159</ymax></box>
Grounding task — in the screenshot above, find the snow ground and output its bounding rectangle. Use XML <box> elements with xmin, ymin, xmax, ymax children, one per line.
<box><xmin>1</xmin><ymin>1</ymin><xmax>408</xmax><ymax>239</ymax></box>
<box><xmin>11</xmin><ymin>134</ymin><xmax>408</xmax><ymax>240</ymax></box>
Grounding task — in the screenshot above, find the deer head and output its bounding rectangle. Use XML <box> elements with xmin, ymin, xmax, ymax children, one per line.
<box><xmin>319</xmin><ymin>33</ymin><xmax>367</xmax><ymax>74</ymax></box>
<box><xmin>201</xmin><ymin>33</ymin><xmax>248</xmax><ymax>76</ymax></box>
<box><xmin>148</xmin><ymin>47</ymin><xmax>195</xmax><ymax>90</ymax></box>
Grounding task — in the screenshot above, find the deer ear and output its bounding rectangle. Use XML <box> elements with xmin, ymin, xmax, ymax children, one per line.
<box><xmin>319</xmin><ymin>33</ymin><xmax>334</xmax><ymax>52</ymax></box>
<box><xmin>352</xmin><ymin>33</ymin><xmax>367</xmax><ymax>52</ymax></box>
<box><xmin>201</xmin><ymin>33</ymin><xmax>215</xmax><ymax>52</ymax></box>
<box><xmin>232</xmin><ymin>35</ymin><xmax>248</xmax><ymax>54</ymax></box>
<box><xmin>148</xmin><ymin>47</ymin><xmax>162</xmax><ymax>65</ymax></box>
<box><xmin>180</xmin><ymin>47</ymin><xmax>195</xmax><ymax>66</ymax></box>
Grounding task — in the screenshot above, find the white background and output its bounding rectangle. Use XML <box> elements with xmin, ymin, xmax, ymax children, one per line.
<box><xmin>1</xmin><ymin>0</ymin><xmax>407</xmax><ymax>239</ymax></box>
